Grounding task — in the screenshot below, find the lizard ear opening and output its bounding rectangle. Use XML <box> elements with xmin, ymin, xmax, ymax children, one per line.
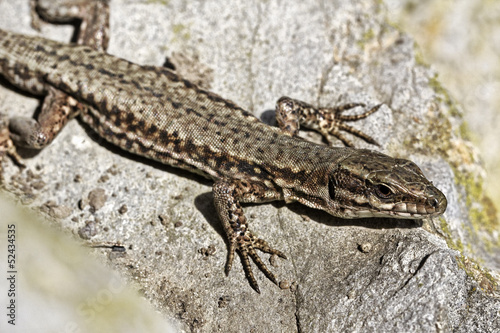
<box><xmin>328</xmin><ymin>177</ymin><xmax>335</xmax><ymax>200</ymax></box>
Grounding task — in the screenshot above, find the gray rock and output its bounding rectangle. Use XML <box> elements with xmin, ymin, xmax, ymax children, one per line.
<box><xmin>0</xmin><ymin>0</ymin><xmax>498</xmax><ymax>332</ymax></box>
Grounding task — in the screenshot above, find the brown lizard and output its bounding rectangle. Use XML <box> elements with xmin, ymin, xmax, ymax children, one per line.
<box><xmin>0</xmin><ymin>0</ymin><xmax>447</xmax><ymax>292</ymax></box>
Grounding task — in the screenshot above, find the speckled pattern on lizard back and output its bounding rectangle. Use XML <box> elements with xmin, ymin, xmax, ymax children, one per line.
<box><xmin>0</xmin><ymin>0</ymin><xmax>447</xmax><ymax>292</ymax></box>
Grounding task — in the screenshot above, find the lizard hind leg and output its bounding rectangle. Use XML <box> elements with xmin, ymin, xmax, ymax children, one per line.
<box><xmin>213</xmin><ymin>179</ymin><xmax>286</xmax><ymax>293</ymax></box>
<box><xmin>32</xmin><ymin>0</ymin><xmax>110</xmax><ymax>49</ymax></box>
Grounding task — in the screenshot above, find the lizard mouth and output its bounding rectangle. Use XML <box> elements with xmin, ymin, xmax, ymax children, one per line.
<box><xmin>344</xmin><ymin>195</ymin><xmax>447</xmax><ymax>219</ymax></box>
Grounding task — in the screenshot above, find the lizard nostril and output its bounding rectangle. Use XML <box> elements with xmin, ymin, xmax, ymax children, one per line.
<box><xmin>427</xmin><ymin>197</ymin><xmax>439</xmax><ymax>208</ymax></box>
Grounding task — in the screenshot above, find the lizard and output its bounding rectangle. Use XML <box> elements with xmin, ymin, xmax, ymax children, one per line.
<box><xmin>0</xmin><ymin>0</ymin><xmax>447</xmax><ymax>293</ymax></box>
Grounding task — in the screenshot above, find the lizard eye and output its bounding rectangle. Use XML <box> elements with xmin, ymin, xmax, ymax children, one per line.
<box><xmin>375</xmin><ymin>184</ymin><xmax>393</xmax><ymax>199</ymax></box>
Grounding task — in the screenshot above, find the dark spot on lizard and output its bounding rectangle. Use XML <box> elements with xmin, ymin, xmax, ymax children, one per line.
<box><xmin>147</xmin><ymin>124</ymin><xmax>158</xmax><ymax>135</ymax></box>
<box><xmin>237</xmin><ymin>162</ymin><xmax>264</xmax><ymax>178</ymax></box>
<box><xmin>127</xmin><ymin>123</ymin><xmax>138</xmax><ymax>133</ymax></box>
<box><xmin>164</xmin><ymin>69</ymin><xmax>181</xmax><ymax>82</ymax></box>
<box><xmin>114</xmin><ymin>132</ymin><xmax>127</xmax><ymax>140</ymax></box>
<box><xmin>212</xmin><ymin>154</ymin><xmax>228</xmax><ymax>169</ymax></box>
<box><xmin>34</xmin><ymin>45</ymin><xmax>46</xmax><ymax>52</ymax></box>
<box><xmin>99</xmin><ymin>99</ymin><xmax>109</xmax><ymax>113</ymax></box>
<box><xmin>103</xmin><ymin>127</ymin><xmax>121</xmax><ymax>139</ymax></box>
<box><xmin>185</xmin><ymin>108</ymin><xmax>203</xmax><ymax>118</ymax></box>
<box><xmin>138</xmin><ymin>141</ymin><xmax>150</xmax><ymax>153</ymax></box>
<box><xmin>58</xmin><ymin>54</ymin><xmax>70</xmax><ymax>61</ymax></box>
<box><xmin>110</xmin><ymin>105</ymin><xmax>120</xmax><ymax>114</ymax></box>
<box><xmin>223</xmin><ymin>161</ymin><xmax>236</xmax><ymax>171</ymax></box>
<box><xmin>131</xmin><ymin>80</ymin><xmax>141</xmax><ymax>89</ymax></box>
<box><xmin>125</xmin><ymin>139</ymin><xmax>133</xmax><ymax>150</ymax></box>
<box><xmin>224</xmin><ymin>100</ymin><xmax>239</xmax><ymax>110</ymax></box>
<box><xmin>125</xmin><ymin>112</ymin><xmax>135</xmax><ymax>125</ymax></box>
<box><xmin>98</xmin><ymin>68</ymin><xmax>117</xmax><ymax>78</ymax></box>
<box><xmin>153</xmin><ymin>150</ymin><xmax>170</xmax><ymax>159</ymax></box>
<box><xmin>205</xmin><ymin>92</ymin><xmax>224</xmax><ymax>104</ymax></box>
<box><xmin>183</xmin><ymin>139</ymin><xmax>197</xmax><ymax>152</ymax></box>
<box><xmin>86</xmin><ymin>92</ymin><xmax>95</xmax><ymax>104</ymax></box>
<box><xmin>90</xmin><ymin>114</ymin><xmax>101</xmax><ymax>127</ymax></box>
<box><xmin>68</xmin><ymin>58</ymin><xmax>79</xmax><ymax>67</ymax></box>
<box><xmin>183</xmin><ymin>79</ymin><xmax>194</xmax><ymax>89</ymax></box>
<box><xmin>214</xmin><ymin>120</ymin><xmax>227</xmax><ymax>127</ymax></box>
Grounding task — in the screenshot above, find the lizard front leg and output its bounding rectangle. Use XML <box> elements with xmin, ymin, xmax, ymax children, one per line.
<box><xmin>275</xmin><ymin>96</ymin><xmax>382</xmax><ymax>147</ymax></box>
<box><xmin>213</xmin><ymin>179</ymin><xmax>287</xmax><ymax>293</ymax></box>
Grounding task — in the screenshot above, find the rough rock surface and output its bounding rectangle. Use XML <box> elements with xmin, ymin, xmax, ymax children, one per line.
<box><xmin>0</xmin><ymin>0</ymin><xmax>498</xmax><ymax>332</ymax></box>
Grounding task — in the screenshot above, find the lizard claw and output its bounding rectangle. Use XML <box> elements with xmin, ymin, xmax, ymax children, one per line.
<box><xmin>320</xmin><ymin>103</ymin><xmax>382</xmax><ymax>147</ymax></box>
<box><xmin>225</xmin><ymin>232</ymin><xmax>286</xmax><ymax>293</ymax></box>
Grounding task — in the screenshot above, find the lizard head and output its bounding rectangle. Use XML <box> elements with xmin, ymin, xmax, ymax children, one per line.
<box><xmin>327</xmin><ymin>149</ymin><xmax>447</xmax><ymax>219</ymax></box>
<box><xmin>286</xmin><ymin>149</ymin><xmax>447</xmax><ymax>219</ymax></box>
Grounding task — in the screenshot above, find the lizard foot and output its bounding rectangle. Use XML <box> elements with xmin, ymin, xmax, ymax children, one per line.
<box><xmin>225</xmin><ymin>231</ymin><xmax>287</xmax><ymax>293</ymax></box>
<box><xmin>0</xmin><ymin>118</ymin><xmax>25</xmax><ymax>181</ymax></box>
